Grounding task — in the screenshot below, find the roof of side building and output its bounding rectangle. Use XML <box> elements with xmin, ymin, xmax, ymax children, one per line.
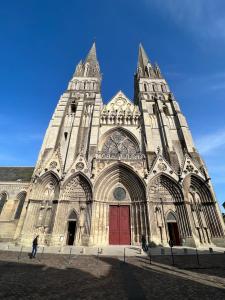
<box><xmin>0</xmin><ymin>167</ymin><xmax>34</xmax><ymax>182</ymax></box>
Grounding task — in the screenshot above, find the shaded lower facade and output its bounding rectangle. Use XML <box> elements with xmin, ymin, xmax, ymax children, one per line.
<box><xmin>1</xmin><ymin>162</ymin><xmax>222</xmax><ymax>248</ymax></box>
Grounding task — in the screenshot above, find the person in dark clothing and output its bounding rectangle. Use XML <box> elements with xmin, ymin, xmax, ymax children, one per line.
<box><xmin>141</xmin><ymin>235</ymin><xmax>147</xmax><ymax>252</ymax></box>
<box><xmin>31</xmin><ymin>235</ymin><xmax>39</xmax><ymax>258</ymax></box>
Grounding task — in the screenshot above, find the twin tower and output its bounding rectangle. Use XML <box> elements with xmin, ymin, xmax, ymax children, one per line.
<box><xmin>3</xmin><ymin>43</ymin><xmax>225</xmax><ymax>248</ymax></box>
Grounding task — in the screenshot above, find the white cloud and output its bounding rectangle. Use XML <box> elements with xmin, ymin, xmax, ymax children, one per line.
<box><xmin>196</xmin><ymin>129</ymin><xmax>225</xmax><ymax>154</ymax></box>
<box><xmin>145</xmin><ymin>0</ymin><xmax>225</xmax><ymax>40</ymax></box>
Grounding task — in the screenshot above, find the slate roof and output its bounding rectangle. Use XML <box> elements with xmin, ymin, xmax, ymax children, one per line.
<box><xmin>0</xmin><ymin>167</ymin><xmax>34</xmax><ymax>182</ymax></box>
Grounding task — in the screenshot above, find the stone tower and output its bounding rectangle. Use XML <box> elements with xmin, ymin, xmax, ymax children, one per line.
<box><xmin>1</xmin><ymin>43</ymin><xmax>224</xmax><ymax>248</ymax></box>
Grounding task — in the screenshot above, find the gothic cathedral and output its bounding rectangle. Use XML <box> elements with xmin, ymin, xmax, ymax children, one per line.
<box><xmin>0</xmin><ymin>43</ymin><xmax>225</xmax><ymax>248</ymax></box>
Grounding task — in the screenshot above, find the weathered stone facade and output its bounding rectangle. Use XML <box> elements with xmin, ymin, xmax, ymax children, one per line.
<box><xmin>1</xmin><ymin>43</ymin><xmax>225</xmax><ymax>247</ymax></box>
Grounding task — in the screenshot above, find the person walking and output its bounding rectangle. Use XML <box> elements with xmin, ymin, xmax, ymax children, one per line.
<box><xmin>141</xmin><ymin>234</ymin><xmax>147</xmax><ymax>252</ymax></box>
<box><xmin>31</xmin><ymin>235</ymin><xmax>39</xmax><ymax>258</ymax></box>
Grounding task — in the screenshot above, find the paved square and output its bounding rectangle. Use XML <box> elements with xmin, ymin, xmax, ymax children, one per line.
<box><xmin>0</xmin><ymin>251</ymin><xmax>225</xmax><ymax>299</ymax></box>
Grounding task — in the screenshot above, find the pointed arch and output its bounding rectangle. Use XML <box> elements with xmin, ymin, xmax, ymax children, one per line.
<box><xmin>61</xmin><ymin>173</ymin><xmax>92</xmax><ymax>202</ymax></box>
<box><xmin>100</xmin><ymin>127</ymin><xmax>140</xmax><ymax>149</ymax></box>
<box><xmin>99</xmin><ymin>127</ymin><xmax>141</xmax><ymax>160</ymax></box>
<box><xmin>94</xmin><ymin>162</ymin><xmax>149</xmax><ymax>244</ymax></box>
<box><xmin>68</xmin><ymin>209</ymin><xmax>78</xmax><ymax>220</ymax></box>
<box><xmin>183</xmin><ymin>174</ymin><xmax>213</xmax><ymax>203</ymax></box>
<box><xmin>14</xmin><ymin>191</ymin><xmax>27</xmax><ymax>219</ymax></box>
<box><xmin>94</xmin><ymin>162</ymin><xmax>146</xmax><ymax>202</ymax></box>
<box><xmin>149</xmin><ymin>173</ymin><xmax>191</xmax><ymax>238</ymax></box>
<box><xmin>33</xmin><ymin>171</ymin><xmax>60</xmax><ymax>201</ymax></box>
<box><xmin>148</xmin><ymin>173</ymin><xmax>183</xmax><ymax>203</ymax></box>
<box><xmin>0</xmin><ymin>191</ymin><xmax>8</xmax><ymax>215</ymax></box>
<box><xmin>183</xmin><ymin>174</ymin><xmax>224</xmax><ymax>237</ymax></box>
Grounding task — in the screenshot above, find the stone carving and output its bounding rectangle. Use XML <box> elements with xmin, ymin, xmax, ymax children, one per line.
<box><xmin>50</xmin><ymin>161</ymin><xmax>57</xmax><ymax>169</ymax></box>
<box><xmin>44</xmin><ymin>181</ymin><xmax>55</xmax><ymax>200</ymax></box>
<box><xmin>76</xmin><ymin>162</ymin><xmax>84</xmax><ymax>170</ymax></box>
<box><xmin>158</xmin><ymin>163</ymin><xmax>167</xmax><ymax>171</ymax></box>
<box><xmin>149</xmin><ymin>176</ymin><xmax>182</xmax><ymax>203</ymax></box>
<box><xmin>62</xmin><ymin>176</ymin><xmax>91</xmax><ymax>201</ymax></box>
<box><xmin>100</xmin><ymin>91</ymin><xmax>141</xmax><ymax>126</ymax></box>
<box><xmin>186</xmin><ymin>164</ymin><xmax>194</xmax><ymax>172</ymax></box>
<box><xmin>100</xmin><ymin>130</ymin><xmax>141</xmax><ymax>160</ymax></box>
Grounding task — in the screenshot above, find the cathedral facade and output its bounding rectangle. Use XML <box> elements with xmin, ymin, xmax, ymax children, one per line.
<box><xmin>0</xmin><ymin>43</ymin><xmax>225</xmax><ymax>248</ymax></box>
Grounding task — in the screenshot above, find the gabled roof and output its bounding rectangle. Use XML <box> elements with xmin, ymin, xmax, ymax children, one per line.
<box><xmin>0</xmin><ymin>167</ymin><xmax>34</xmax><ymax>182</ymax></box>
<box><xmin>105</xmin><ymin>90</ymin><xmax>133</xmax><ymax>108</ymax></box>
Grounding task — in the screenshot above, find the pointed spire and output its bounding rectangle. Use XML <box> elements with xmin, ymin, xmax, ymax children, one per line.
<box><xmin>137</xmin><ymin>43</ymin><xmax>156</xmax><ymax>78</ymax></box>
<box><xmin>73</xmin><ymin>42</ymin><xmax>101</xmax><ymax>79</ymax></box>
<box><xmin>138</xmin><ymin>43</ymin><xmax>151</xmax><ymax>69</ymax></box>
<box><xmin>85</xmin><ymin>42</ymin><xmax>98</xmax><ymax>64</ymax></box>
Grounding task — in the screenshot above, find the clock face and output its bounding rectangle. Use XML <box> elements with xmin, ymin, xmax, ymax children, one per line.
<box><xmin>113</xmin><ymin>187</ymin><xmax>126</xmax><ymax>201</ymax></box>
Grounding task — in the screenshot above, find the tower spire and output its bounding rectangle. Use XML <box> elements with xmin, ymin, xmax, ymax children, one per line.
<box><xmin>85</xmin><ymin>42</ymin><xmax>98</xmax><ymax>64</ymax></box>
<box><xmin>73</xmin><ymin>42</ymin><xmax>101</xmax><ymax>79</ymax></box>
<box><xmin>138</xmin><ymin>43</ymin><xmax>151</xmax><ymax>70</ymax></box>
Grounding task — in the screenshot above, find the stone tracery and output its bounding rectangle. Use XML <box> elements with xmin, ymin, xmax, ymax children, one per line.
<box><xmin>61</xmin><ymin>175</ymin><xmax>92</xmax><ymax>202</ymax></box>
<box><xmin>100</xmin><ymin>130</ymin><xmax>141</xmax><ymax>159</ymax></box>
<box><xmin>149</xmin><ymin>175</ymin><xmax>183</xmax><ymax>203</ymax></box>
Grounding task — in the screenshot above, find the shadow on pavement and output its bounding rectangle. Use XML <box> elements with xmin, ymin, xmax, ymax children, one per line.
<box><xmin>0</xmin><ymin>250</ymin><xmax>225</xmax><ymax>300</ymax></box>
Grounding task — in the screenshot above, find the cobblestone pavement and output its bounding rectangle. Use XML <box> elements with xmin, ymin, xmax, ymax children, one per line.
<box><xmin>0</xmin><ymin>250</ymin><xmax>225</xmax><ymax>300</ymax></box>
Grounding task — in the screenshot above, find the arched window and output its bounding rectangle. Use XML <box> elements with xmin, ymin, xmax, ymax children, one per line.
<box><xmin>144</xmin><ymin>83</ymin><xmax>148</xmax><ymax>92</ymax></box>
<box><xmin>153</xmin><ymin>84</ymin><xmax>157</xmax><ymax>92</ymax></box>
<box><xmin>163</xmin><ymin>105</ymin><xmax>170</xmax><ymax>116</ymax></box>
<box><xmin>0</xmin><ymin>192</ymin><xmax>7</xmax><ymax>215</ymax></box>
<box><xmin>101</xmin><ymin>129</ymin><xmax>140</xmax><ymax>159</ymax></box>
<box><xmin>145</xmin><ymin>66</ymin><xmax>149</xmax><ymax>77</ymax></box>
<box><xmin>71</xmin><ymin>102</ymin><xmax>77</xmax><ymax>114</ymax></box>
<box><xmin>14</xmin><ymin>191</ymin><xmax>26</xmax><ymax>219</ymax></box>
<box><xmin>161</xmin><ymin>84</ymin><xmax>167</xmax><ymax>93</ymax></box>
<box><xmin>84</xmin><ymin>64</ymin><xmax>89</xmax><ymax>77</ymax></box>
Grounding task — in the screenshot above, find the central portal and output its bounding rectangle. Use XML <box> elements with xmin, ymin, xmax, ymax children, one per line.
<box><xmin>109</xmin><ymin>205</ymin><xmax>131</xmax><ymax>245</ymax></box>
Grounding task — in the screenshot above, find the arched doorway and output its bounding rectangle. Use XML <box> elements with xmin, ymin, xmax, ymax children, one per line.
<box><xmin>94</xmin><ymin>163</ymin><xmax>149</xmax><ymax>245</ymax></box>
<box><xmin>149</xmin><ymin>174</ymin><xmax>190</xmax><ymax>246</ymax></box>
<box><xmin>67</xmin><ymin>211</ymin><xmax>77</xmax><ymax>246</ymax></box>
<box><xmin>166</xmin><ymin>212</ymin><xmax>180</xmax><ymax>246</ymax></box>
<box><xmin>61</xmin><ymin>173</ymin><xmax>92</xmax><ymax>246</ymax></box>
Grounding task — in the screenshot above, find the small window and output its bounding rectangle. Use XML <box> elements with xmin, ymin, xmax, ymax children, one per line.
<box><xmin>71</xmin><ymin>103</ymin><xmax>76</xmax><ymax>113</ymax></box>
<box><xmin>163</xmin><ymin>105</ymin><xmax>170</xmax><ymax>116</ymax></box>
<box><xmin>145</xmin><ymin>66</ymin><xmax>149</xmax><ymax>77</ymax></box>
<box><xmin>153</xmin><ymin>84</ymin><xmax>157</xmax><ymax>92</ymax></box>
<box><xmin>144</xmin><ymin>83</ymin><xmax>147</xmax><ymax>92</ymax></box>
<box><xmin>64</xmin><ymin>132</ymin><xmax>68</xmax><ymax>140</ymax></box>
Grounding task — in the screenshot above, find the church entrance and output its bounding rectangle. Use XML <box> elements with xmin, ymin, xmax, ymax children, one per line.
<box><xmin>109</xmin><ymin>205</ymin><xmax>131</xmax><ymax>245</ymax></box>
<box><xmin>167</xmin><ymin>212</ymin><xmax>180</xmax><ymax>246</ymax></box>
<box><xmin>167</xmin><ymin>222</ymin><xmax>180</xmax><ymax>246</ymax></box>
<box><xmin>67</xmin><ymin>221</ymin><xmax>76</xmax><ymax>245</ymax></box>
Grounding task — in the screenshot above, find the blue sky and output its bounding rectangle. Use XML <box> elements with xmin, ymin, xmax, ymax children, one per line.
<box><xmin>0</xmin><ymin>0</ymin><xmax>225</xmax><ymax>210</ymax></box>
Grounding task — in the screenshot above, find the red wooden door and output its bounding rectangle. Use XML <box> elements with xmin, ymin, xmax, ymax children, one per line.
<box><xmin>109</xmin><ymin>205</ymin><xmax>131</xmax><ymax>245</ymax></box>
